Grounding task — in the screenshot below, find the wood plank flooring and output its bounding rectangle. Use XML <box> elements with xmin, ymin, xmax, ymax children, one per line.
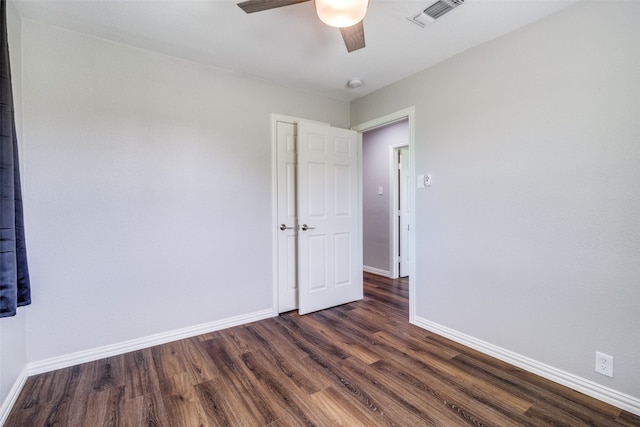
<box><xmin>6</xmin><ymin>272</ymin><xmax>640</xmax><ymax>426</ymax></box>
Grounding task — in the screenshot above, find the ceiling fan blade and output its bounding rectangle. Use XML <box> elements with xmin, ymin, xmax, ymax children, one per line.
<box><xmin>237</xmin><ymin>0</ymin><xmax>310</xmax><ymax>14</ymax></box>
<box><xmin>339</xmin><ymin>21</ymin><xmax>365</xmax><ymax>53</ymax></box>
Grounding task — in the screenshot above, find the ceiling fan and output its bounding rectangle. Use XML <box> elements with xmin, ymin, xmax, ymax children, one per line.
<box><xmin>237</xmin><ymin>0</ymin><xmax>368</xmax><ymax>52</ymax></box>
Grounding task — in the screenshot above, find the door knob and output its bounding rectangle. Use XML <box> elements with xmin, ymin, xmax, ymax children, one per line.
<box><xmin>279</xmin><ymin>224</ymin><xmax>295</xmax><ymax>231</ymax></box>
<box><xmin>301</xmin><ymin>224</ymin><xmax>315</xmax><ymax>231</ymax></box>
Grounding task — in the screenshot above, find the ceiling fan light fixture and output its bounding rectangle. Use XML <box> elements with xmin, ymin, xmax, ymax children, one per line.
<box><xmin>315</xmin><ymin>0</ymin><xmax>369</xmax><ymax>28</ymax></box>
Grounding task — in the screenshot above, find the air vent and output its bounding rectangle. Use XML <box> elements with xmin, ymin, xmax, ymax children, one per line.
<box><xmin>407</xmin><ymin>0</ymin><xmax>464</xmax><ymax>28</ymax></box>
<box><xmin>424</xmin><ymin>1</ymin><xmax>454</xmax><ymax>19</ymax></box>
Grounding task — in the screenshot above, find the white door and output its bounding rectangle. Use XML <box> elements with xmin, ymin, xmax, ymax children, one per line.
<box><xmin>276</xmin><ymin>121</ymin><xmax>298</xmax><ymax>312</ymax></box>
<box><xmin>399</xmin><ymin>147</ymin><xmax>410</xmax><ymax>277</ymax></box>
<box><xmin>297</xmin><ymin>121</ymin><xmax>363</xmax><ymax>315</ymax></box>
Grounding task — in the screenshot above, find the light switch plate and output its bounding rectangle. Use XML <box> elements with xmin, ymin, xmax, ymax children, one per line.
<box><xmin>417</xmin><ymin>174</ymin><xmax>425</xmax><ymax>188</ymax></box>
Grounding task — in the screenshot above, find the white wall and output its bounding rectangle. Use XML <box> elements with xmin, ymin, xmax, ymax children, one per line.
<box><xmin>20</xmin><ymin>18</ymin><xmax>349</xmax><ymax>363</ymax></box>
<box><xmin>362</xmin><ymin>120</ymin><xmax>408</xmax><ymax>273</ymax></box>
<box><xmin>0</xmin><ymin>0</ymin><xmax>28</xmax><ymax>415</ymax></box>
<box><xmin>352</xmin><ymin>1</ymin><xmax>640</xmax><ymax>402</ymax></box>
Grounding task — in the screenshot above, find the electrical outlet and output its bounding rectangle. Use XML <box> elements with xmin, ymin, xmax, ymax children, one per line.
<box><xmin>595</xmin><ymin>352</ymin><xmax>614</xmax><ymax>378</ymax></box>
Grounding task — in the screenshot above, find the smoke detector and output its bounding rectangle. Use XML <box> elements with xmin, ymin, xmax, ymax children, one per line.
<box><xmin>347</xmin><ymin>78</ymin><xmax>363</xmax><ymax>88</ymax></box>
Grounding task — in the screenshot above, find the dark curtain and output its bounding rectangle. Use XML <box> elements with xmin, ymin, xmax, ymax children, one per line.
<box><xmin>0</xmin><ymin>0</ymin><xmax>30</xmax><ymax>318</ymax></box>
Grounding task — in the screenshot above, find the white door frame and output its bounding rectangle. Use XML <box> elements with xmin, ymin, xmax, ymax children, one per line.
<box><xmin>352</xmin><ymin>107</ymin><xmax>416</xmax><ymax>323</ymax></box>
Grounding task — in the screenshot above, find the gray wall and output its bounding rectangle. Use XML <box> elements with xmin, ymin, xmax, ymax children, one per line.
<box><xmin>0</xmin><ymin>1</ymin><xmax>28</xmax><ymax>413</ymax></box>
<box><xmin>362</xmin><ymin>120</ymin><xmax>408</xmax><ymax>274</ymax></box>
<box><xmin>352</xmin><ymin>1</ymin><xmax>640</xmax><ymax>400</ymax></box>
<box><xmin>19</xmin><ymin>18</ymin><xmax>349</xmax><ymax>363</ymax></box>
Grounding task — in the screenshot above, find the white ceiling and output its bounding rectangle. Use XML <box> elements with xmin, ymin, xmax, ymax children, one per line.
<box><xmin>13</xmin><ymin>0</ymin><xmax>578</xmax><ymax>101</ymax></box>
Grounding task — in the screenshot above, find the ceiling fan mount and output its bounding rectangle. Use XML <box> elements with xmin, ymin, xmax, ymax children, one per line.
<box><xmin>237</xmin><ymin>0</ymin><xmax>367</xmax><ymax>53</ymax></box>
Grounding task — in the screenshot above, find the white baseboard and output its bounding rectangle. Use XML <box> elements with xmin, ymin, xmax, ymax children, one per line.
<box><xmin>413</xmin><ymin>316</ymin><xmax>640</xmax><ymax>417</ymax></box>
<box><xmin>363</xmin><ymin>265</ymin><xmax>391</xmax><ymax>278</ymax></box>
<box><xmin>27</xmin><ymin>308</ymin><xmax>275</xmax><ymax>376</ymax></box>
<box><xmin>0</xmin><ymin>366</ymin><xmax>28</xmax><ymax>426</ymax></box>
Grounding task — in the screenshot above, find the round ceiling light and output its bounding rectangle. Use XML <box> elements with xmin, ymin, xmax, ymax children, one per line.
<box><xmin>347</xmin><ymin>78</ymin><xmax>363</xmax><ymax>88</ymax></box>
<box><xmin>315</xmin><ymin>0</ymin><xmax>369</xmax><ymax>28</ymax></box>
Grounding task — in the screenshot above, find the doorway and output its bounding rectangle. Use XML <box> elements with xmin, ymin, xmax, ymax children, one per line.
<box><xmin>361</xmin><ymin>120</ymin><xmax>410</xmax><ymax>279</ymax></box>
<box><xmin>353</xmin><ymin>107</ymin><xmax>416</xmax><ymax>322</ymax></box>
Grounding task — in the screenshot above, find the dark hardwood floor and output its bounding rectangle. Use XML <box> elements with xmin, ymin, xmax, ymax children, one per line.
<box><xmin>6</xmin><ymin>272</ymin><xmax>640</xmax><ymax>426</ymax></box>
